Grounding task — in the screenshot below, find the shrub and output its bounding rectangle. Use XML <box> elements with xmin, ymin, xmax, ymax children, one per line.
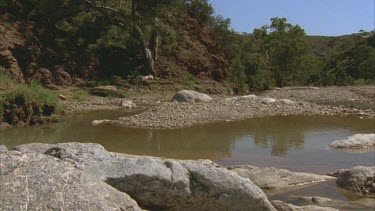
<box><xmin>184</xmin><ymin>73</ymin><xmax>197</xmax><ymax>86</ymax></box>
<box><xmin>3</xmin><ymin>81</ymin><xmax>61</xmax><ymax>125</ymax></box>
<box><xmin>5</xmin><ymin>81</ymin><xmax>59</xmax><ymax>108</ymax></box>
<box><xmin>0</xmin><ymin>71</ymin><xmax>16</xmax><ymax>90</ymax></box>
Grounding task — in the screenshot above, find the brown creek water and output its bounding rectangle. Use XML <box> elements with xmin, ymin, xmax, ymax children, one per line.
<box><xmin>1</xmin><ymin>109</ymin><xmax>374</xmax><ymax>207</ymax></box>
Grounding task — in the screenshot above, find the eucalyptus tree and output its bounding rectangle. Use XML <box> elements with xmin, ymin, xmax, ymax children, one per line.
<box><xmin>254</xmin><ymin>18</ymin><xmax>308</xmax><ymax>87</ymax></box>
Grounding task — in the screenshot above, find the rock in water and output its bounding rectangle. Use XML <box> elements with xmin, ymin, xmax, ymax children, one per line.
<box><xmin>336</xmin><ymin>166</ymin><xmax>375</xmax><ymax>195</ymax></box>
<box><xmin>13</xmin><ymin>143</ymin><xmax>276</xmax><ymax>211</ymax></box>
<box><xmin>91</xmin><ymin>119</ymin><xmax>112</xmax><ymax>126</ymax></box>
<box><xmin>330</xmin><ymin>134</ymin><xmax>375</xmax><ymax>150</ymax></box>
<box><xmin>0</xmin><ymin>151</ymin><xmax>142</xmax><ymax>211</ymax></box>
<box><xmin>228</xmin><ymin>165</ymin><xmax>334</xmax><ymax>190</ymax></box>
<box><xmin>171</xmin><ymin>90</ymin><xmax>213</xmax><ymax>103</ymax></box>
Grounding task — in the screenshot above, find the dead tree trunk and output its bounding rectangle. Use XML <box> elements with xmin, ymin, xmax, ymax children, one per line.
<box><xmin>132</xmin><ymin>0</ymin><xmax>156</xmax><ymax>75</ymax></box>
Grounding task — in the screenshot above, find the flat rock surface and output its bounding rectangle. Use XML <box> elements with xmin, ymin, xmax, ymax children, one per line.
<box><xmin>0</xmin><ymin>151</ymin><xmax>142</xmax><ymax>211</ymax></box>
<box><xmin>330</xmin><ymin>133</ymin><xmax>375</xmax><ymax>151</ymax></box>
<box><xmin>289</xmin><ymin>196</ymin><xmax>375</xmax><ymax>210</ymax></box>
<box><xmin>13</xmin><ymin>142</ymin><xmax>276</xmax><ymax>211</ymax></box>
<box><xmin>336</xmin><ymin>166</ymin><xmax>375</xmax><ymax>195</ymax></box>
<box><xmin>228</xmin><ymin>165</ymin><xmax>334</xmax><ymax>190</ymax></box>
<box><xmin>271</xmin><ymin>200</ymin><xmax>339</xmax><ymax>211</ymax></box>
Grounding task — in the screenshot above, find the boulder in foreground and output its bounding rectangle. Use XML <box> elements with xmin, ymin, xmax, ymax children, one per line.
<box><xmin>0</xmin><ymin>151</ymin><xmax>142</xmax><ymax>211</ymax></box>
<box><xmin>171</xmin><ymin>90</ymin><xmax>212</xmax><ymax>103</ymax></box>
<box><xmin>13</xmin><ymin>142</ymin><xmax>276</xmax><ymax>211</ymax></box>
<box><xmin>336</xmin><ymin>166</ymin><xmax>375</xmax><ymax>195</ymax></box>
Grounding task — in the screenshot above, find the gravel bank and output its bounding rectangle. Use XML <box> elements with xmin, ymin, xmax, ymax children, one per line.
<box><xmin>263</xmin><ymin>86</ymin><xmax>375</xmax><ymax>109</ymax></box>
<box><xmin>106</xmin><ymin>96</ymin><xmax>374</xmax><ymax>129</ymax></box>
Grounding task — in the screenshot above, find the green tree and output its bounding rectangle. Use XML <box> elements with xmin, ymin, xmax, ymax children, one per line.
<box><xmin>254</xmin><ymin>18</ymin><xmax>308</xmax><ymax>87</ymax></box>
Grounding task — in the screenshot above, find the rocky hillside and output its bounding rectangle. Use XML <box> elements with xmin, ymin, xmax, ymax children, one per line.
<box><xmin>0</xmin><ymin>0</ymin><xmax>228</xmax><ymax>89</ymax></box>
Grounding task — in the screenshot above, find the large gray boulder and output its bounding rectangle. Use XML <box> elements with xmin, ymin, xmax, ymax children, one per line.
<box><xmin>0</xmin><ymin>151</ymin><xmax>142</xmax><ymax>211</ymax></box>
<box><xmin>330</xmin><ymin>134</ymin><xmax>375</xmax><ymax>150</ymax></box>
<box><xmin>13</xmin><ymin>143</ymin><xmax>276</xmax><ymax>211</ymax></box>
<box><xmin>228</xmin><ymin>165</ymin><xmax>334</xmax><ymax>190</ymax></box>
<box><xmin>336</xmin><ymin>166</ymin><xmax>375</xmax><ymax>195</ymax></box>
<box><xmin>171</xmin><ymin>90</ymin><xmax>212</xmax><ymax>103</ymax></box>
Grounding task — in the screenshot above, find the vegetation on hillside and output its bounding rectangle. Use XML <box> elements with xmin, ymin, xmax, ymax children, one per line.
<box><xmin>0</xmin><ymin>0</ymin><xmax>373</xmax><ymax>93</ymax></box>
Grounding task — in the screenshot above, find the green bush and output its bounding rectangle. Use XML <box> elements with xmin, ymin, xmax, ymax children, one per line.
<box><xmin>0</xmin><ymin>71</ymin><xmax>16</xmax><ymax>90</ymax></box>
<box><xmin>184</xmin><ymin>73</ymin><xmax>197</xmax><ymax>86</ymax></box>
<box><xmin>4</xmin><ymin>81</ymin><xmax>60</xmax><ymax>111</ymax></box>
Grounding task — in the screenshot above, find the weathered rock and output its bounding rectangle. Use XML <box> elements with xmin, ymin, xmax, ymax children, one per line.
<box><xmin>271</xmin><ymin>200</ymin><xmax>338</xmax><ymax>211</ymax></box>
<box><xmin>58</xmin><ymin>94</ymin><xmax>67</xmax><ymax>101</ymax></box>
<box><xmin>29</xmin><ymin>68</ymin><xmax>56</xmax><ymax>89</ymax></box>
<box><xmin>0</xmin><ymin>145</ymin><xmax>8</xmax><ymax>153</ymax></box>
<box><xmin>55</xmin><ymin>66</ymin><xmax>72</xmax><ymax>86</ymax></box>
<box><xmin>91</xmin><ymin>119</ymin><xmax>112</xmax><ymax>126</ymax></box>
<box><xmin>13</xmin><ymin>143</ymin><xmax>57</xmax><ymax>154</ymax></box>
<box><xmin>0</xmin><ymin>49</ymin><xmax>24</xmax><ymax>82</ymax></box>
<box><xmin>0</xmin><ymin>151</ymin><xmax>142</xmax><ymax>211</ymax></box>
<box><xmin>240</xmin><ymin>94</ymin><xmax>258</xmax><ymax>100</ymax></box>
<box><xmin>121</xmin><ymin>99</ymin><xmax>137</xmax><ymax>108</ymax></box>
<box><xmin>330</xmin><ymin>134</ymin><xmax>375</xmax><ymax>150</ymax></box>
<box><xmin>171</xmin><ymin>90</ymin><xmax>212</xmax><ymax>103</ymax></box>
<box><xmin>14</xmin><ymin>143</ymin><xmax>276</xmax><ymax>211</ymax></box>
<box><xmin>228</xmin><ymin>165</ymin><xmax>334</xmax><ymax>190</ymax></box>
<box><xmin>262</xmin><ymin>97</ymin><xmax>277</xmax><ymax>104</ymax></box>
<box><xmin>280</xmin><ymin>99</ymin><xmax>294</xmax><ymax>104</ymax></box>
<box><xmin>141</xmin><ymin>75</ymin><xmax>154</xmax><ymax>81</ymax></box>
<box><xmin>91</xmin><ymin>85</ymin><xmax>123</xmax><ymax>97</ymax></box>
<box><xmin>290</xmin><ymin>196</ymin><xmax>375</xmax><ymax>210</ymax></box>
<box><xmin>336</xmin><ymin>166</ymin><xmax>375</xmax><ymax>195</ymax></box>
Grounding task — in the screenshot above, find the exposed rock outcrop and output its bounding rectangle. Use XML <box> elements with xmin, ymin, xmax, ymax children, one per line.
<box><xmin>0</xmin><ymin>151</ymin><xmax>142</xmax><ymax>211</ymax></box>
<box><xmin>171</xmin><ymin>90</ymin><xmax>212</xmax><ymax>103</ymax></box>
<box><xmin>13</xmin><ymin>142</ymin><xmax>276</xmax><ymax>211</ymax></box>
<box><xmin>330</xmin><ymin>134</ymin><xmax>375</xmax><ymax>151</ymax></box>
<box><xmin>121</xmin><ymin>99</ymin><xmax>137</xmax><ymax>108</ymax></box>
<box><xmin>335</xmin><ymin>166</ymin><xmax>375</xmax><ymax>195</ymax></box>
<box><xmin>0</xmin><ymin>49</ymin><xmax>24</xmax><ymax>82</ymax></box>
<box><xmin>228</xmin><ymin>165</ymin><xmax>334</xmax><ymax>190</ymax></box>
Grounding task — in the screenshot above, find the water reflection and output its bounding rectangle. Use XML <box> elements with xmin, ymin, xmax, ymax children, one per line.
<box><xmin>1</xmin><ymin>112</ymin><xmax>374</xmax><ymax>173</ymax></box>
